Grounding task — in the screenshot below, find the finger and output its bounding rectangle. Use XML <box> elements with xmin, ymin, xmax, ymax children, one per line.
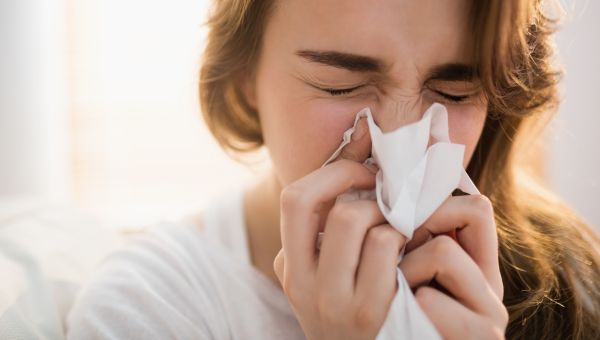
<box><xmin>399</xmin><ymin>235</ymin><xmax>506</xmax><ymax>326</ymax></box>
<box><xmin>280</xmin><ymin>159</ymin><xmax>376</xmax><ymax>281</ymax></box>
<box><xmin>317</xmin><ymin>200</ymin><xmax>388</xmax><ymax>296</ymax></box>
<box><xmin>273</xmin><ymin>248</ymin><xmax>284</xmax><ymax>285</ymax></box>
<box><xmin>333</xmin><ymin>116</ymin><xmax>372</xmax><ymax>163</ymax></box>
<box><xmin>355</xmin><ymin>224</ymin><xmax>406</xmax><ymax>308</ymax></box>
<box><xmin>420</xmin><ymin>194</ymin><xmax>502</xmax><ymax>298</ymax></box>
<box><xmin>404</xmin><ymin>224</ymin><xmax>433</xmax><ymax>254</ymax></box>
<box><xmin>415</xmin><ymin>287</ymin><xmax>501</xmax><ymax>340</ymax></box>
<box><xmin>317</xmin><ymin>117</ymin><xmax>376</xmax><ymax>233</ymax></box>
<box><xmin>317</xmin><ymin>199</ymin><xmax>336</xmax><ymax>233</ymax></box>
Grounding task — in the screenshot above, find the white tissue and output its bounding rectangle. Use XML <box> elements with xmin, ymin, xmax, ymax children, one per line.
<box><xmin>320</xmin><ymin>102</ymin><xmax>480</xmax><ymax>340</ymax></box>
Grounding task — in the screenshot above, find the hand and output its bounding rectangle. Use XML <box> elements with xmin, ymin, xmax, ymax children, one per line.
<box><xmin>400</xmin><ymin>195</ymin><xmax>509</xmax><ymax>339</ymax></box>
<box><xmin>273</xmin><ymin>117</ymin><xmax>405</xmax><ymax>340</ymax></box>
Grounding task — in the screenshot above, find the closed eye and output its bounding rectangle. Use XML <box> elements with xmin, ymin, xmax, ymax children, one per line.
<box><xmin>320</xmin><ymin>85</ymin><xmax>364</xmax><ymax>96</ymax></box>
<box><xmin>317</xmin><ymin>84</ymin><xmax>470</xmax><ymax>102</ymax></box>
<box><xmin>432</xmin><ymin>90</ymin><xmax>469</xmax><ymax>103</ymax></box>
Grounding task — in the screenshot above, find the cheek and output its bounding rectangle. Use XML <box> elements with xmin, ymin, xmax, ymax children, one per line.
<box><xmin>446</xmin><ymin>104</ymin><xmax>487</xmax><ymax>167</ymax></box>
<box><xmin>257</xmin><ymin>73</ymin><xmax>367</xmax><ymax>186</ymax></box>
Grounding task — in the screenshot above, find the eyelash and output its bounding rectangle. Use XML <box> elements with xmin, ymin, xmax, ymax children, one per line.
<box><xmin>321</xmin><ymin>86</ymin><xmax>468</xmax><ymax>103</ymax></box>
<box><xmin>321</xmin><ymin>86</ymin><xmax>363</xmax><ymax>96</ymax></box>
<box><xmin>432</xmin><ymin>90</ymin><xmax>469</xmax><ymax>103</ymax></box>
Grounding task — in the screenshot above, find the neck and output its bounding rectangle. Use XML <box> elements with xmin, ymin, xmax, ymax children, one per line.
<box><xmin>243</xmin><ymin>168</ymin><xmax>283</xmax><ymax>285</ymax></box>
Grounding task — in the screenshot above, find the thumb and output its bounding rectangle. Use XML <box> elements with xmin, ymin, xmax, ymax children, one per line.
<box><xmin>334</xmin><ymin>116</ymin><xmax>372</xmax><ymax>164</ymax></box>
<box><xmin>273</xmin><ymin>249</ymin><xmax>285</xmax><ymax>286</ymax></box>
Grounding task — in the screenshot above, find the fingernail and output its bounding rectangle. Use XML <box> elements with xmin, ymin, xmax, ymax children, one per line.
<box><xmin>352</xmin><ymin>118</ymin><xmax>367</xmax><ymax>141</ymax></box>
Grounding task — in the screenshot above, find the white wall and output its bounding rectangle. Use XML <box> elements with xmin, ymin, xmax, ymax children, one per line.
<box><xmin>0</xmin><ymin>0</ymin><xmax>70</xmax><ymax>200</ymax></box>
<box><xmin>66</xmin><ymin>0</ymin><xmax>261</xmax><ymax>227</ymax></box>
<box><xmin>550</xmin><ymin>0</ymin><xmax>600</xmax><ymax>230</ymax></box>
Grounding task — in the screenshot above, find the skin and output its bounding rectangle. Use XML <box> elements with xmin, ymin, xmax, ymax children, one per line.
<box><xmin>235</xmin><ymin>0</ymin><xmax>508</xmax><ymax>338</ymax></box>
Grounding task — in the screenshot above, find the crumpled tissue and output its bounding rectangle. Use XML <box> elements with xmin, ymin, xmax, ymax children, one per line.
<box><xmin>319</xmin><ymin>102</ymin><xmax>480</xmax><ymax>339</ymax></box>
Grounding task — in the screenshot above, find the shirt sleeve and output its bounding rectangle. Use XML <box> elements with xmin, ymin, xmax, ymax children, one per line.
<box><xmin>66</xmin><ymin>228</ymin><xmax>228</xmax><ymax>340</ymax></box>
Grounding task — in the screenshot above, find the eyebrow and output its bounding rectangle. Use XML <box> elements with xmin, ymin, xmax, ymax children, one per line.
<box><xmin>295</xmin><ymin>50</ymin><xmax>382</xmax><ymax>72</ymax></box>
<box><xmin>295</xmin><ymin>49</ymin><xmax>477</xmax><ymax>81</ymax></box>
<box><xmin>426</xmin><ymin>63</ymin><xmax>476</xmax><ymax>82</ymax></box>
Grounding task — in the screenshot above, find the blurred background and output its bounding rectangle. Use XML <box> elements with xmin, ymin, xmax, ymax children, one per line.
<box><xmin>0</xmin><ymin>0</ymin><xmax>598</xmax><ymax>230</ymax></box>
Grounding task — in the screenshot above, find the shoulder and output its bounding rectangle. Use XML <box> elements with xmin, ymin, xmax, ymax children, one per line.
<box><xmin>66</xmin><ymin>221</ymin><xmax>225</xmax><ymax>339</ymax></box>
<box><xmin>180</xmin><ymin>210</ymin><xmax>207</xmax><ymax>233</ymax></box>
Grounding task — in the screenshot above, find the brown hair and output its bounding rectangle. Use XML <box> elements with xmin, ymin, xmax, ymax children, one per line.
<box><xmin>469</xmin><ymin>1</ymin><xmax>600</xmax><ymax>338</ymax></box>
<box><xmin>199</xmin><ymin>0</ymin><xmax>600</xmax><ymax>338</ymax></box>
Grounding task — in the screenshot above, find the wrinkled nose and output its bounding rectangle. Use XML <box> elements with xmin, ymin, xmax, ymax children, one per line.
<box><xmin>373</xmin><ymin>98</ymin><xmax>426</xmax><ymax>133</ymax></box>
<box><xmin>371</xmin><ymin>98</ymin><xmax>437</xmax><ymax>147</ymax></box>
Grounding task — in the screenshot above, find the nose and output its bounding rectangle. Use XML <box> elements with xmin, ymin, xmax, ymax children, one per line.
<box><xmin>373</xmin><ymin>97</ymin><xmax>427</xmax><ymax>133</ymax></box>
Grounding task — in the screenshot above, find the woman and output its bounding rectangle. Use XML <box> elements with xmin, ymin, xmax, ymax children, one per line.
<box><xmin>67</xmin><ymin>0</ymin><xmax>600</xmax><ymax>339</ymax></box>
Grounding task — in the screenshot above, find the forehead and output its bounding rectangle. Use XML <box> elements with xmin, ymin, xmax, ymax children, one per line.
<box><xmin>268</xmin><ymin>0</ymin><xmax>475</xmax><ymax>69</ymax></box>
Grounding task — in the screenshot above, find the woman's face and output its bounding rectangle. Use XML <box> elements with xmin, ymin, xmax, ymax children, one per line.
<box><xmin>247</xmin><ymin>0</ymin><xmax>487</xmax><ymax>186</ymax></box>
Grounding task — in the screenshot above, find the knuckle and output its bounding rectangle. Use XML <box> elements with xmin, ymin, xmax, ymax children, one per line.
<box><xmin>414</xmin><ymin>287</ymin><xmax>436</xmax><ymax>310</ymax></box>
<box><xmin>353</xmin><ymin>304</ymin><xmax>379</xmax><ymax>331</ymax></box>
<box><xmin>366</xmin><ymin>226</ymin><xmax>397</xmax><ymax>249</ymax></box>
<box><xmin>280</xmin><ymin>184</ymin><xmax>310</xmax><ymax>212</ymax></box>
<box><xmin>272</xmin><ymin>251</ymin><xmax>284</xmax><ymax>277</ymax></box>
<box><xmin>327</xmin><ymin>203</ymin><xmax>373</xmax><ymax>237</ymax></box>
<box><xmin>430</xmin><ymin>234</ymin><xmax>459</xmax><ymax>258</ymax></box>
<box><xmin>429</xmin><ymin>236</ymin><xmax>464</xmax><ymax>276</ymax></box>
<box><xmin>470</xmin><ymin>194</ymin><xmax>494</xmax><ymax>217</ymax></box>
<box><xmin>279</xmin><ymin>185</ymin><xmax>298</xmax><ymax>211</ymax></box>
<box><xmin>328</xmin><ymin>202</ymin><xmax>362</xmax><ymax>226</ymax></box>
<box><xmin>367</xmin><ymin>227</ymin><xmax>387</xmax><ymax>243</ymax></box>
<box><xmin>390</xmin><ymin>228</ymin><xmax>406</xmax><ymax>247</ymax></box>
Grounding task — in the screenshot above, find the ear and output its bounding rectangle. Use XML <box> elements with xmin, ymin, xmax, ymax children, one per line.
<box><xmin>239</xmin><ymin>71</ymin><xmax>258</xmax><ymax>110</ymax></box>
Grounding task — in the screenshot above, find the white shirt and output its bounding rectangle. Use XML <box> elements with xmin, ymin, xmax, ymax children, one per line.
<box><xmin>66</xmin><ymin>186</ymin><xmax>306</xmax><ymax>339</ymax></box>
